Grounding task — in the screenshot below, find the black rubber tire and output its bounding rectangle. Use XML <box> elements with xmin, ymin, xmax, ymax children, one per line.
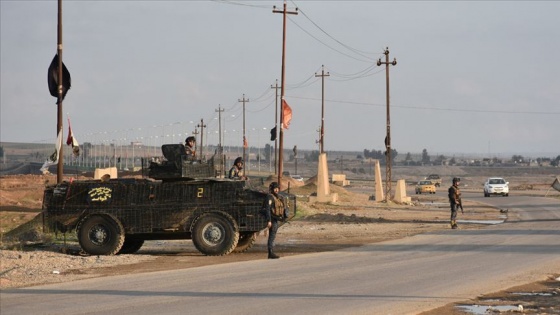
<box><xmin>78</xmin><ymin>214</ymin><xmax>125</xmax><ymax>255</ymax></box>
<box><xmin>117</xmin><ymin>238</ymin><xmax>145</xmax><ymax>255</ymax></box>
<box><xmin>191</xmin><ymin>212</ymin><xmax>239</xmax><ymax>256</ymax></box>
<box><xmin>233</xmin><ymin>232</ymin><xmax>257</xmax><ymax>253</ymax></box>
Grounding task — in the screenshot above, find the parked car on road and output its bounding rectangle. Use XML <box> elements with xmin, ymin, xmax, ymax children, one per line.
<box><xmin>484</xmin><ymin>177</ymin><xmax>509</xmax><ymax>197</ymax></box>
<box><xmin>415</xmin><ymin>180</ymin><xmax>436</xmax><ymax>194</ymax></box>
<box><xmin>425</xmin><ymin>174</ymin><xmax>442</xmax><ymax>187</ymax></box>
<box><xmin>291</xmin><ymin>175</ymin><xmax>304</xmax><ymax>182</ymax></box>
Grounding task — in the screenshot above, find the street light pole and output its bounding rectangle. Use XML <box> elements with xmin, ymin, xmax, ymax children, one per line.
<box><xmin>215</xmin><ymin>105</ymin><xmax>224</xmax><ymax>148</ymax></box>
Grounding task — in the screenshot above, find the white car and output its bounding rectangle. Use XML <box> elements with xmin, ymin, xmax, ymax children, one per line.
<box><xmin>291</xmin><ymin>175</ymin><xmax>304</xmax><ymax>182</ymax></box>
<box><xmin>484</xmin><ymin>177</ymin><xmax>509</xmax><ymax>197</ymax></box>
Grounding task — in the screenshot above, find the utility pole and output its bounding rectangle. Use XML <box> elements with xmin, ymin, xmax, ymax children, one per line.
<box><xmin>238</xmin><ymin>94</ymin><xmax>249</xmax><ymax>165</ymax></box>
<box><xmin>56</xmin><ymin>0</ymin><xmax>64</xmax><ymax>183</ymax></box>
<box><xmin>273</xmin><ymin>1</ymin><xmax>298</xmax><ymax>189</ymax></box>
<box><xmin>197</xmin><ymin>119</ymin><xmax>206</xmax><ymax>159</ymax></box>
<box><xmin>271</xmin><ymin>79</ymin><xmax>281</xmax><ymax>174</ymax></box>
<box><xmin>377</xmin><ymin>47</ymin><xmax>397</xmax><ymax>202</ymax></box>
<box><xmin>315</xmin><ymin>65</ymin><xmax>330</xmax><ymax>154</ymax></box>
<box><xmin>192</xmin><ymin>128</ymin><xmax>199</xmax><ymax>156</ymax></box>
<box><xmin>215</xmin><ymin>105</ymin><xmax>224</xmax><ymax>147</ymax></box>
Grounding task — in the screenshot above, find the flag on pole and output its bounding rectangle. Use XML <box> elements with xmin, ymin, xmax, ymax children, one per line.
<box><xmin>282</xmin><ymin>99</ymin><xmax>292</xmax><ymax>129</ymax></box>
<box><xmin>47</xmin><ymin>53</ymin><xmax>71</xmax><ymax>104</ymax></box>
<box><xmin>270</xmin><ymin>126</ymin><xmax>277</xmax><ymax>141</ymax></box>
<box><xmin>243</xmin><ymin>136</ymin><xmax>248</xmax><ymax>148</ymax></box>
<box><xmin>66</xmin><ymin>116</ymin><xmax>80</xmax><ymax>157</ymax></box>
<box><xmin>40</xmin><ymin>130</ymin><xmax>63</xmax><ymax>173</ymax></box>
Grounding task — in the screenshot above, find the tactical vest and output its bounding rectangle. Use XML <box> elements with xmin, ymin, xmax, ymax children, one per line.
<box><xmin>271</xmin><ymin>194</ymin><xmax>285</xmax><ymax>217</ymax></box>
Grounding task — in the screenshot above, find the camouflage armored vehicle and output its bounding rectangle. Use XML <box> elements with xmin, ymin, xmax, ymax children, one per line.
<box><xmin>42</xmin><ymin>144</ymin><xmax>296</xmax><ymax>256</ymax></box>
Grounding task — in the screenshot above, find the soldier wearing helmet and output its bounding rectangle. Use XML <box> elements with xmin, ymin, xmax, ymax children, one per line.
<box><xmin>228</xmin><ymin>157</ymin><xmax>247</xmax><ymax>180</ymax></box>
<box><xmin>184</xmin><ymin>136</ymin><xmax>196</xmax><ymax>161</ymax></box>
<box><xmin>261</xmin><ymin>181</ymin><xmax>287</xmax><ymax>259</ymax></box>
<box><xmin>448</xmin><ymin>177</ymin><xmax>462</xmax><ymax>229</ymax></box>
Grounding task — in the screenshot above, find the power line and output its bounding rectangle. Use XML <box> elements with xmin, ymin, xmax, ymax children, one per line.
<box><xmin>291</xmin><ymin>1</ymin><xmax>381</xmax><ymax>60</ymax></box>
<box><xmin>288</xmin><ymin>16</ymin><xmax>373</xmax><ymax>63</ymax></box>
<box><xmin>287</xmin><ymin>95</ymin><xmax>560</xmax><ymax>115</ymax></box>
<box><xmin>210</xmin><ymin>0</ymin><xmax>270</xmax><ymax>9</ymax></box>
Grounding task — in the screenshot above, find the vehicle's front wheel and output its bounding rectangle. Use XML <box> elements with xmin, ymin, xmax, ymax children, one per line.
<box><xmin>233</xmin><ymin>232</ymin><xmax>257</xmax><ymax>253</ymax></box>
<box><xmin>78</xmin><ymin>215</ymin><xmax>125</xmax><ymax>255</ymax></box>
<box><xmin>191</xmin><ymin>212</ymin><xmax>239</xmax><ymax>256</ymax></box>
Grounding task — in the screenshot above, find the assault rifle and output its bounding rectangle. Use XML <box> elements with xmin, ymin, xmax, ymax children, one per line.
<box><xmin>458</xmin><ymin>199</ymin><xmax>464</xmax><ymax>214</ymax></box>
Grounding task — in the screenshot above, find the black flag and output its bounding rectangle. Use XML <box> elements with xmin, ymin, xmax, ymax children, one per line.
<box><xmin>47</xmin><ymin>53</ymin><xmax>71</xmax><ymax>104</ymax></box>
<box><xmin>270</xmin><ymin>126</ymin><xmax>277</xmax><ymax>141</ymax></box>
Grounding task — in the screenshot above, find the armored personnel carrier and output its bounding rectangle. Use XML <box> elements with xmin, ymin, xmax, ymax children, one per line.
<box><xmin>42</xmin><ymin>144</ymin><xmax>296</xmax><ymax>256</ymax></box>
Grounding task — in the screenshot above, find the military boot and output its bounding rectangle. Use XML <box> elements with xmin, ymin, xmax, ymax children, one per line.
<box><xmin>451</xmin><ymin>220</ymin><xmax>458</xmax><ymax>229</ymax></box>
<box><xmin>268</xmin><ymin>250</ymin><xmax>280</xmax><ymax>259</ymax></box>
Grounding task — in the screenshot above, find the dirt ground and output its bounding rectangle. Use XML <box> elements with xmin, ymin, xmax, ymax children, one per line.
<box><xmin>1</xmin><ymin>171</ymin><xmax>559</xmax><ymax>314</ymax></box>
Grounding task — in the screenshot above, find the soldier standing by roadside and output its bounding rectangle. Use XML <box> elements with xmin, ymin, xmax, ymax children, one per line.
<box><xmin>261</xmin><ymin>182</ymin><xmax>287</xmax><ymax>259</ymax></box>
<box><xmin>448</xmin><ymin>177</ymin><xmax>462</xmax><ymax>229</ymax></box>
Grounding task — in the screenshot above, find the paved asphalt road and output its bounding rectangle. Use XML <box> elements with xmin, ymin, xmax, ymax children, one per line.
<box><xmin>1</xmin><ymin>193</ymin><xmax>559</xmax><ymax>315</ymax></box>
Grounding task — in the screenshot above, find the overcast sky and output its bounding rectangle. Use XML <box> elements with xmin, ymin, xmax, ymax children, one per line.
<box><xmin>1</xmin><ymin>0</ymin><xmax>559</xmax><ymax>158</ymax></box>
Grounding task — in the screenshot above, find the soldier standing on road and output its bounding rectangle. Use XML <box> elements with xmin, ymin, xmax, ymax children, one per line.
<box><xmin>184</xmin><ymin>136</ymin><xmax>196</xmax><ymax>161</ymax></box>
<box><xmin>262</xmin><ymin>182</ymin><xmax>287</xmax><ymax>259</ymax></box>
<box><xmin>228</xmin><ymin>157</ymin><xmax>247</xmax><ymax>180</ymax></box>
<box><xmin>448</xmin><ymin>177</ymin><xmax>462</xmax><ymax>229</ymax></box>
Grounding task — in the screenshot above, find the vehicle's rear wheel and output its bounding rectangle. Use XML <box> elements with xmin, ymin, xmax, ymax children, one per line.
<box><xmin>78</xmin><ymin>215</ymin><xmax>125</xmax><ymax>255</ymax></box>
<box><xmin>191</xmin><ymin>212</ymin><xmax>239</xmax><ymax>256</ymax></box>
<box><xmin>117</xmin><ymin>238</ymin><xmax>144</xmax><ymax>254</ymax></box>
<box><xmin>233</xmin><ymin>232</ymin><xmax>257</xmax><ymax>253</ymax></box>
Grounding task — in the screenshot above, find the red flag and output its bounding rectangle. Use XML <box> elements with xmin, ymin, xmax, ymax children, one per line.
<box><xmin>243</xmin><ymin>136</ymin><xmax>248</xmax><ymax>148</ymax></box>
<box><xmin>282</xmin><ymin>99</ymin><xmax>292</xmax><ymax>129</ymax></box>
<box><xmin>66</xmin><ymin>117</ymin><xmax>80</xmax><ymax>156</ymax></box>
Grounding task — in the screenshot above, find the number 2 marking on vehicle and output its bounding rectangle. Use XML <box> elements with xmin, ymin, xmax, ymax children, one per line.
<box><xmin>197</xmin><ymin>188</ymin><xmax>204</xmax><ymax>198</ymax></box>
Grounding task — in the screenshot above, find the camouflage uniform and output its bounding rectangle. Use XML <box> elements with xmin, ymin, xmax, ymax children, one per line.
<box><xmin>228</xmin><ymin>157</ymin><xmax>245</xmax><ymax>180</ymax></box>
<box><xmin>184</xmin><ymin>137</ymin><xmax>196</xmax><ymax>161</ymax></box>
<box><xmin>448</xmin><ymin>179</ymin><xmax>461</xmax><ymax>229</ymax></box>
<box><xmin>184</xmin><ymin>145</ymin><xmax>196</xmax><ymax>161</ymax></box>
<box><xmin>228</xmin><ymin>165</ymin><xmax>242</xmax><ymax>179</ymax></box>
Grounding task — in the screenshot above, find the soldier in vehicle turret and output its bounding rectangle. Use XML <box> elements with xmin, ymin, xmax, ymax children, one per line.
<box><xmin>228</xmin><ymin>157</ymin><xmax>247</xmax><ymax>180</ymax></box>
<box><xmin>184</xmin><ymin>136</ymin><xmax>196</xmax><ymax>161</ymax></box>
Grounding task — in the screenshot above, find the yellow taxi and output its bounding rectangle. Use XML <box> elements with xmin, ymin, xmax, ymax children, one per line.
<box><xmin>415</xmin><ymin>180</ymin><xmax>436</xmax><ymax>194</ymax></box>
